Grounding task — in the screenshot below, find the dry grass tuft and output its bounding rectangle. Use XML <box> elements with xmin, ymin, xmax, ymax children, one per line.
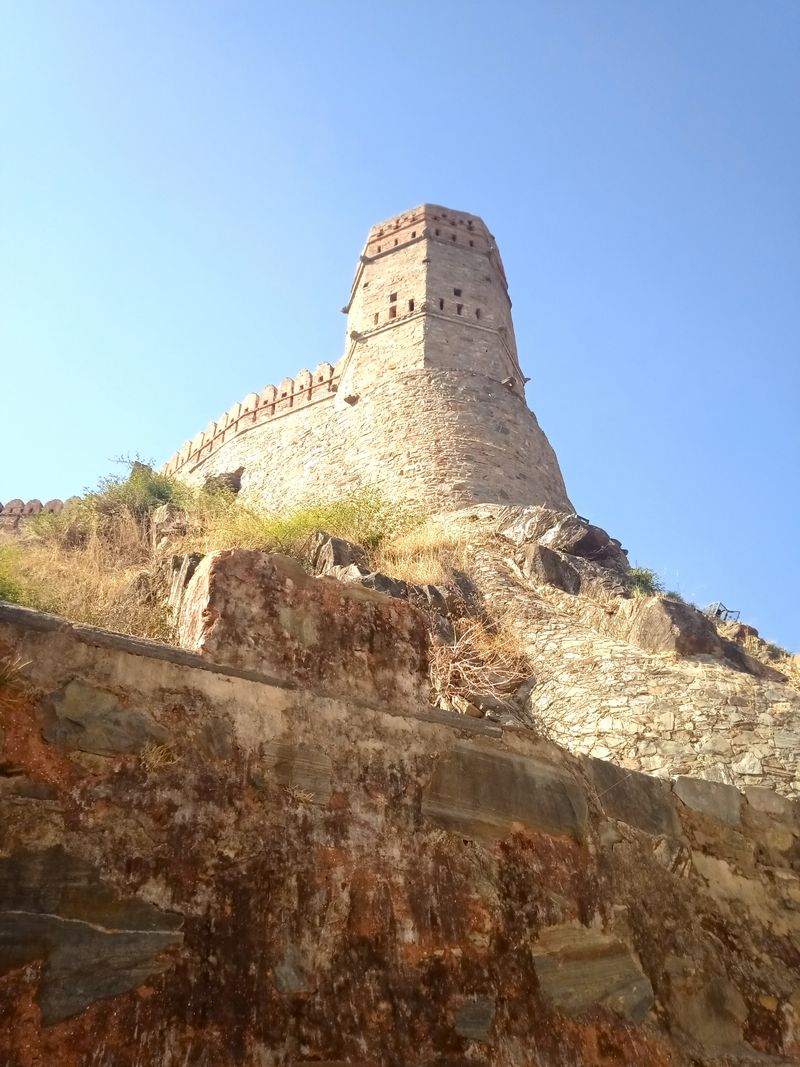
<box><xmin>140</xmin><ymin>741</ymin><xmax>179</xmax><ymax>770</ymax></box>
<box><xmin>9</xmin><ymin>517</ymin><xmax>173</xmax><ymax>641</ymax></box>
<box><xmin>175</xmin><ymin>487</ymin><xmax>418</xmax><ymax>562</ymax></box>
<box><xmin>0</xmin><ymin>651</ymin><xmax>29</xmax><ymax>708</ymax></box>
<box><xmin>429</xmin><ymin>616</ymin><xmax>532</xmax><ymax>709</ymax></box>
<box><xmin>374</xmin><ymin>517</ymin><xmax>471</xmax><ymax>586</ymax></box>
<box><xmin>283</xmin><ymin>784</ymin><xmax>315</xmax><ymax>805</ymax></box>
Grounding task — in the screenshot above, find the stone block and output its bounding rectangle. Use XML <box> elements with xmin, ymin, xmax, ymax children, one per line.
<box><xmin>531</xmin><ymin>923</ymin><xmax>654</xmax><ymax>1023</ymax></box>
<box><xmin>41</xmin><ymin>680</ymin><xmax>170</xmax><ymax>756</ymax></box>
<box><xmin>453</xmin><ymin>996</ymin><xmax>495</xmax><ymax>1041</ymax></box>
<box><xmin>673</xmin><ymin>776</ymin><xmax>742</xmax><ymax>827</ymax></box>
<box><xmin>745</xmin><ymin>785</ymin><xmax>798</xmax><ymax>825</ymax></box>
<box><xmin>176</xmin><ymin>549</ymin><xmax>430</xmax><ymax>709</ymax></box>
<box><xmin>0</xmin><ymin>847</ymin><xmax>182</xmax><ymax>1024</ymax></box>
<box><xmin>584</xmin><ymin>757</ymin><xmax>683</xmax><ymax>838</ymax></box>
<box><xmin>422</xmin><ymin>741</ymin><xmax>587</xmax><ymax>843</ymax></box>
<box><xmin>262</xmin><ymin>740</ymin><xmax>332</xmax><ymax>805</ymax></box>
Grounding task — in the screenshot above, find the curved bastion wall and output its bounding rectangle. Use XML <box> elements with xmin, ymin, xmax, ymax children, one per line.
<box><xmin>162</xmin><ymin>205</ymin><xmax>573</xmax><ymax>513</ymax></box>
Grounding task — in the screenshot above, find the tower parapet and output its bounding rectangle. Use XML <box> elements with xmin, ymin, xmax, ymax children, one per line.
<box><xmin>164</xmin><ymin>205</ymin><xmax>572</xmax><ymax>513</ymax></box>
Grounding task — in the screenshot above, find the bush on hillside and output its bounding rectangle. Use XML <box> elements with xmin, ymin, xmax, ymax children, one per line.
<box><xmin>627</xmin><ymin>566</ymin><xmax>665</xmax><ymax>598</ymax></box>
<box><xmin>0</xmin><ymin>547</ymin><xmax>24</xmax><ymax>604</ymax></box>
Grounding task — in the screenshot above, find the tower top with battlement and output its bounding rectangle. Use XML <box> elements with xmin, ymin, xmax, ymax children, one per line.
<box><xmin>157</xmin><ymin>204</ymin><xmax>572</xmax><ymax>514</ymax></box>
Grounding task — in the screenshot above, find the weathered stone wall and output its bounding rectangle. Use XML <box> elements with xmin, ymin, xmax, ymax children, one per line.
<box><xmin>458</xmin><ymin>518</ymin><xmax>800</xmax><ymax>797</ymax></box>
<box><xmin>0</xmin><ymin>497</ymin><xmax>73</xmax><ymax>532</ymax></box>
<box><xmin>164</xmin><ymin>205</ymin><xmax>572</xmax><ymax>514</ymax></box>
<box><xmin>1</xmin><ymin>602</ymin><xmax>800</xmax><ymax>1065</ymax></box>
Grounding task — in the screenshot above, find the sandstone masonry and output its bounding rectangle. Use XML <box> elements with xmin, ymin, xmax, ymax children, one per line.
<box><xmin>163</xmin><ymin>205</ymin><xmax>572</xmax><ymax>513</ymax></box>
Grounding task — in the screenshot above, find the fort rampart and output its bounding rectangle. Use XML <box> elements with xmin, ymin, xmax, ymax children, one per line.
<box><xmin>161</xmin><ymin>206</ymin><xmax>574</xmax><ymax>514</ymax></box>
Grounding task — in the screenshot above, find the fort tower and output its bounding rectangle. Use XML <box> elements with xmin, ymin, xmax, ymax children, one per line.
<box><xmin>163</xmin><ymin>204</ymin><xmax>572</xmax><ymax>513</ymax></box>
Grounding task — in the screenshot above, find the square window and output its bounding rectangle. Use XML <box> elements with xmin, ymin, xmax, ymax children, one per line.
<box><xmin>453</xmin><ymin>288</ymin><xmax>462</xmax><ymax>297</ymax></box>
<box><xmin>389</xmin><ymin>292</ymin><xmax>397</xmax><ymax>302</ymax></box>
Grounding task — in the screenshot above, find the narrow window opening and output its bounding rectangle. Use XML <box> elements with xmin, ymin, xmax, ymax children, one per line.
<box><xmin>377</xmin><ymin>245</ymin><xmax>381</xmax><ymax>253</ymax></box>
<box><xmin>411</xmin><ymin>230</ymin><xmax>416</xmax><ymax>238</ymax></box>
<box><xmin>394</xmin><ymin>238</ymin><xmax>398</xmax><ymax>245</ymax></box>
<box><xmin>475</xmin><ymin>308</ymin><xmax>481</xmax><ymax>320</ymax></box>
<box><xmin>438</xmin><ymin>298</ymin><xmax>444</xmax><ymax>310</ymax></box>
<box><xmin>408</xmin><ymin>299</ymin><xmax>415</xmax><ymax>312</ymax></box>
<box><xmin>388</xmin><ymin>305</ymin><xmax>397</xmax><ymax>320</ymax></box>
<box><xmin>435</xmin><ymin>228</ymin><xmax>440</xmax><ymax>236</ymax></box>
<box><xmin>456</xmin><ymin>303</ymin><xmax>463</xmax><ymax>315</ymax></box>
<box><xmin>451</xmin><ymin>233</ymin><xmax>456</xmax><ymax>242</ymax></box>
<box><xmin>373</xmin><ymin>312</ymin><xmax>379</xmax><ymax>324</ymax></box>
<box><xmin>389</xmin><ymin>292</ymin><xmax>397</xmax><ymax>303</ymax></box>
<box><xmin>469</xmin><ymin>240</ymin><xmax>474</xmax><ymax>247</ymax></box>
<box><xmin>453</xmin><ymin>288</ymin><xmax>462</xmax><ymax>297</ymax></box>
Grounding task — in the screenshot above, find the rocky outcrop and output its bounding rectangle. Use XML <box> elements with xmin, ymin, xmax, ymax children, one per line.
<box><xmin>1</xmin><ymin>600</ymin><xmax>800</xmax><ymax>1064</ymax></box>
<box><xmin>175</xmin><ymin>548</ymin><xmax>431</xmax><ymax>708</ymax></box>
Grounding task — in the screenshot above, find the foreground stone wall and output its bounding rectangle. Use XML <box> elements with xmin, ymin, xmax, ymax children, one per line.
<box><xmin>1</xmin><ymin>602</ymin><xmax>799</xmax><ymax>1065</ymax></box>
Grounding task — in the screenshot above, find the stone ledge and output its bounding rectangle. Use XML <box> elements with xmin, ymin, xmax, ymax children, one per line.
<box><xmin>0</xmin><ymin>601</ymin><xmax>502</xmax><ymax>739</ymax></box>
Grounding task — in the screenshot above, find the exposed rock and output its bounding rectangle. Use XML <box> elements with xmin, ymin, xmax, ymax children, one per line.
<box><xmin>673</xmin><ymin>775</ymin><xmax>742</xmax><ymax>827</ymax></box>
<box><xmin>422</xmin><ymin>740</ymin><xmax>587</xmax><ymax>843</ymax></box>
<box><xmin>150</xmin><ymin>503</ymin><xmax>190</xmax><ymax>553</ymax></box>
<box><xmin>272</xmin><ymin>944</ymin><xmax>312</xmax><ymax>994</ymax></box>
<box><xmin>203</xmin><ymin>466</ymin><xmax>244</xmax><ymax>495</ymax></box>
<box><xmin>175</xmin><ymin>549</ymin><xmax>430</xmax><ymax>709</ymax></box>
<box><xmin>496</xmin><ymin>505</ymin><xmax>628</xmax><ymax>571</ymax></box>
<box><xmin>307</xmin><ymin>529</ymin><xmax>369</xmax><ymax>579</ymax></box>
<box><xmin>453</xmin><ymin>996</ymin><xmax>495</xmax><ymax>1041</ymax></box>
<box><xmin>0</xmin><ymin>847</ymin><xmax>182</xmax><ymax>1024</ymax></box>
<box><xmin>518</xmin><ymin>543</ymin><xmax>581</xmax><ymax>594</ymax></box>
<box><xmin>531</xmin><ymin>923</ymin><xmax>654</xmax><ymax>1023</ymax></box>
<box><xmin>307</xmin><ymin>531</ymin><xmax>456</xmax><ymax>641</ymax></box>
<box><xmin>668</xmin><ymin>970</ymin><xmax>748</xmax><ymax>1050</ymax></box>
<box><xmin>40</xmin><ymin>680</ymin><xmax>170</xmax><ymax>755</ymax></box>
<box><xmin>584</xmin><ymin>757</ymin><xmax>683</xmax><ymax>837</ymax></box>
<box><xmin>745</xmin><ymin>785</ymin><xmax>798</xmax><ymax>824</ymax></box>
<box><xmin>166</xmin><ymin>551</ymin><xmax>204</xmax><ymax>617</ymax></box>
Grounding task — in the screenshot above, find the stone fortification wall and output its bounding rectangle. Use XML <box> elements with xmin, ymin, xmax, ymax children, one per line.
<box><xmin>1</xmin><ymin>601</ymin><xmax>799</xmax><ymax>1064</ymax></box>
<box><xmin>453</xmin><ymin>507</ymin><xmax>800</xmax><ymax>797</ymax></box>
<box><xmin>163</xmin><ymin>205</ymin><xmax>573</xmax><ymax>514</ymax></box>
<box><xmin>0</xmin><ymin>497</ymin><xmax>74</xmax><ymax>531</ymax></box>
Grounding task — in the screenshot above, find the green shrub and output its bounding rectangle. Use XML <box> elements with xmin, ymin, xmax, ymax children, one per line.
<box><xmin>183</xmin><ymin>487</ymin><xmax>418</xmax><ymax>559</ymax></box>
<box><xmin>0</xmin><ymin>546</ymin><xmax>24</xmax><ymax>604</ymax></box>
<box><xmin>627</xmin><ymin>566</ymin><xmax>665</xmax><ymax>598</ymax></box>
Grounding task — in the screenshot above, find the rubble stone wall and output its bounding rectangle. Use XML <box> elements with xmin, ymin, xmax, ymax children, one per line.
<box><xmin>1</xmin><ymin>602</ymin><xmax>799</xmax><ymax>1065</ymax></box>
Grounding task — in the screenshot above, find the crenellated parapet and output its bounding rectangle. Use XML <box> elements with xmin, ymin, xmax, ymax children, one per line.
<box><xmin>162</xmin><ymin>360</ymin><xmax>341</xmax><ymax>477</ymax></box>
<box><xmin>0</xmin><ymin>497</ymin><xmax>78</xmax><ymax>530</ymax></box>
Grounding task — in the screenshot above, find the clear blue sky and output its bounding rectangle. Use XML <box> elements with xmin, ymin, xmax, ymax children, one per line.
<box><xmin>2</xmin><ymin>2</ymin><xmax>798</xmax><ymax>649</ymax></box>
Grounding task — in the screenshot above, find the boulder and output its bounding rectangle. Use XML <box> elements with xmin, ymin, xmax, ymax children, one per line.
<box><xmin>496</xmin><ymin>506</ymin><xmax>628</xmax><ymax>569</ymax></box>
<box><xmin>176</xmin><ymin>549</ymin><xmax>430</xmax><ymax>709</ymax></box>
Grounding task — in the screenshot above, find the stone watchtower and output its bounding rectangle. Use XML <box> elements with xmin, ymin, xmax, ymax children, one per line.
<box><xmin>164</xmin><ymin>204</ymin><xmax>572</xmax><ymax>513</ymax></box>
<box><xmin>333</xmin><ymin>205</ymin><xmax>571</xmax><ymax>510</ymax></box>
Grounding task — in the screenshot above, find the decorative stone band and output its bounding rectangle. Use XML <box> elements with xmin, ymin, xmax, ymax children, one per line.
<box><xmin>162</xmin><ymin>359</ymin><xmax>343</xmax><ymax>478</ymax></box>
